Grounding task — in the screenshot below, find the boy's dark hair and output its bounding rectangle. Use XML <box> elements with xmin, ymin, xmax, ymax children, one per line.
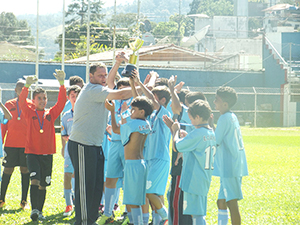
<box><xmin>67</xmin><ymin>85</ymin><xmax>81</xmax><ymax>96</ymax></box>
<box><xmin>131</xmin><ymin>96</ymin><xmax>154</xmax><ymax>118</ymax></box>
<box><xmin>33</xmin><ymin>87</ymin><xmax>47</xmax><ymax>99</ymax></box>
<box><xmin>188</xmin><ymin>100</ymin><xmax>211</xmax><ymax>121</ymax></box>
<box><xmin>152</xmin><ymin>85</ymin><xmax>171</xmax><ymax>107</ymax></box>
<box><xmin>116</xmin><ymin>78</ymin><xmax>130</xmax><ymax>89</ymax></box>
<box><xmin>177</xmin><ymin>89</ymin><xmax>189</xmax><ymax>103</ymax></box>
<box><xmin>185</xmin><ymin>91</ymin><xmax>206</xmax><ymax>105</ymax></box>
<box><xmin>90</xmin><ymin>63</ymin><xmax>107</xmax><ymax>75</ymax></box>
<box><xmin>216</xmin><ymin>86</ymin><xmax>238</xmax><ymax>108</ymax></box>
<box><xmin>69</xmin><ymin>76</ymin><xmax>84</xmax><ymax>86</ymax></box>
<box><xmin>155</xmin><ymin>77</ymin><xmax>168</xmax><ymax>87</ymax></box>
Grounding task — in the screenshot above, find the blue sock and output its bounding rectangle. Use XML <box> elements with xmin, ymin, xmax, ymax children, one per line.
<box><xmin>218</xmin><ymin>209</ymin><xmax>229</xmax><ymax>225</ymax></box>
<box><xmin>193</xmin><ymin>215</ymin><xmax>206</xmax><ymax>225</ymax></box>
<box><xmin>156</xmin><ymin>205</ymin><xmax>168</xmax><ymax>220</ymax></box>
<box><xmin>113</xmin><ymin>188</ymin><xmax>120</xmax><ymax>205</ymax></box>
<box><xmin>101</xmin><ymin>192</ymin><xmax>104</xmax><ymax>205</ymax></box>
<box><xmin>143</xmin><ymin>213</ymin><xmax>149</xmax><ymax>225</ymax></box>
<box><xmin>153</xmin><ymin>212</ymin><xmax>162</xmax><ymax>225</ymax></box>
<box><xmin>64</xmin><ymin>189</ymin><xmax>73</xmax><ymax>206</ymax></box>
<box><xmin>103</xmin><ymin>187</ymin><xmax>116</xmax><ymax>217</ymax></box>
<box><xmin>131</xmin><ymin>207</ymin><xmax>143</xmax><ymax>225</ymax></box>
<box><xmin>128</xmin><ymin>212</ymin><xmax>133</xmax><ymax>223</ymax></box>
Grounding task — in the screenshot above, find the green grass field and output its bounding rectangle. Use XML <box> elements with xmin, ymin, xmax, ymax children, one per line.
<box><xmin>0</xmin><ymin>127</ymin><xmax>299</xmax><ymax>224</ymax></box>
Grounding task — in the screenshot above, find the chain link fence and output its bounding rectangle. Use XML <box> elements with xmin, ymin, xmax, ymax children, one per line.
<box><xmin>189</xmin><ymin>86</ymin><xmax>296</xmax><ymax>127</ymax></box>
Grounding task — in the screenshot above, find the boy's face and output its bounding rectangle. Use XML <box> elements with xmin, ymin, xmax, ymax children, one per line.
<box><xmin>214</xmin><ymin>95</ymin><xmax>228</xmax><ymax>113</ymax></box>
<box><xmin>33</xmin><ymin>93</ymin><xmax>47</xmax><ymax>110</ymax></box>
<box><xmin>68</xmin><ymin>90</ymin><xmax>78</xmax><ymax>107</ymax></box>
<box><xmin>130</xmin><ymin>106</ymin><xmax>145</xmax><ymax>120</ymax></box>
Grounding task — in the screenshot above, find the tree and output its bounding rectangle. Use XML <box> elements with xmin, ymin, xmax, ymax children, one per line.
<box><xmin>188</xmin><ymin>0</ymin><xmax>234</xmax><ymax>17</ymax></box>
<box><xmin>66</xmin><ymin>0</ymin><xmax>105</xmax><ymax>25</ymax></box>
<box><xmin>0</xmin><ymin>12</ymin><xmax>34</xmax><ymax>46</ymax></box>
<box><xmin>55</xmin><ymin>22</ymin><xmax>130</xmax><ymax>60</ymax></box>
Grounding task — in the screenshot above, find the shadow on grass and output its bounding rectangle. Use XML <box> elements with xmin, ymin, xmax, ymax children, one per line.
<box><xmin>0</xmin><ymin>207</ymin><xmax>23</xmax><ymax>214</ymax></box>
<box><xmin>21</xmin><ymin>212</ymin><xmax>75</xmax><ymax>225</ymax></box>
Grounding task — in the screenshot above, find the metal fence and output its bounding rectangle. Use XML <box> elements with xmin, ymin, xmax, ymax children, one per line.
<box><xmin>189</xmin><ymin>86</ymin><xmax>297</xmax><ymax>127</ymax></box>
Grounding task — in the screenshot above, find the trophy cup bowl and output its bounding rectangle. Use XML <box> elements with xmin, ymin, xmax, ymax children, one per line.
<box><xmin>121</xmin><ymin>38</ymin><xmax>144</xmax><ymax>77</ymax></box>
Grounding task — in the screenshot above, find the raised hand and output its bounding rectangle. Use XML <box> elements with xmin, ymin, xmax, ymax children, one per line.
<box><xmin>53</xmin><ymin>69</ymin><xmax>66</xmax><ymax>85</ymax></box>
<box><xmin>105</xmin><ymin>99</ymin><xmax>115</xmax><ymax>112</ymax></box>
<box><xmin>24</xmin><ymin>75</ymin><xmax>38</xmax><ymax>88</ymax></box>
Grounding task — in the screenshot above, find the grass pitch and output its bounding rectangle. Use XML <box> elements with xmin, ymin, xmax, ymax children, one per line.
<box><xmin>0</xmin><ymin>127</ymin><xmax>299</xmax><ymax>224</ymax></box>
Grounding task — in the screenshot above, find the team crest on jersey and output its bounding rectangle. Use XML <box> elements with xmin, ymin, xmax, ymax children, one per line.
<box><xmin>32</xmin><ymin>116</ymin><xmax>38</xmax><ymax>120</ymax></box>
<box><xmin>45</xmin><ymin>176</ymin><xmax>51</xmax><ymax>184</ymax></box>
<box><xmin>10</xmin><ymin>108</ymin><xmax>16</xmax><ymax>112</ymax></box>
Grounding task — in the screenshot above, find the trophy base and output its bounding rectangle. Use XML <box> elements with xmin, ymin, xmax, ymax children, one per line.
<box><xmin>121</xmin><ymin>64</ymin><xmax>137</xmax><ymax>77</ymax></box>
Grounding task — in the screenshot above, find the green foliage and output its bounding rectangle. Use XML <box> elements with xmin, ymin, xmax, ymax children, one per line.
<box><xmin>188</xmin><ymin>0</ymin><xmax>234</xmax><ymax>17</ymax></box>
<box><xmin>0</xmin><ymin>128</ymin><xmax>299</xmax><ymax>224</ymax></box>
<box><xmin>66</xmin><ymin>0</ymin><xmax>105</xmax><ymax>25</ymax></box>
<box><xmin>0</xmin><ymin>12</ymin><xmax>34</xmax><ymax>46</ymax></box>
<box><xmin>248</xmin><ymin>17</ymin><xmax>263</xmax><ymax>38</ymax></box>
<box><xmin>54</xmin><ymin>21</ymin><xmax>130</xmax><ymax>61</ymax></box>
<box><xmin>107</xmin><ymin>13</ymin><xmax>137</xmax><ymax>29</ymax></box>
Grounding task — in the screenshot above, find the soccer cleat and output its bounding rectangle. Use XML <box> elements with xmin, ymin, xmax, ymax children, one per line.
<box><xmin>0</xmin><ymin>200</ymin><xmax>5</xmax><ymax>208</ymax></box>
<box><xmin>38</xmin><ymin>211</ymin><xmax>46</xmax><ymax>220</ymax></box>
<box><xmin>97</xmin><ymin>214</ymin><xmax>114</xmax><ymax>225</ymax></box>
<box><xmin>63</xmin><ymin>205</ymin><xmax>74</xmax><ymax>217</ymax></box>
<box><xmin>159</xmin><ymin>219</ymin><xmax>168</xmax><ymax>225</ymax></box>
<box><xmin>30</xmin><ymin>209</ymin><xmax>39</xmax><ymax>221</ymax></box>
<box><xmin>20</xmin><ymin>200</ymin><xmax>29</xmax><ymax>210</ymax></box>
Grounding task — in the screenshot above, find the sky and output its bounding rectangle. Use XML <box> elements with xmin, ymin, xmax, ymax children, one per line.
<box><xmin>2</xmin><ymin>0</ymin><xmax>134</xmax><ymax>15</ymax></box>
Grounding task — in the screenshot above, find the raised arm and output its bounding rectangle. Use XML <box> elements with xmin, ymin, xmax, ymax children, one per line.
<box><xmin>168</xmin><ymin>75</ymin><xmax>182</xmax><ymax>115</ymax></box>
<box><xmin>105</xmin><ymin>100</ymin><xmax>120</xmax><ymax>134</ymax></box>
<box><xmin>131</xmin><ymin>70</ymin><xmax>160</xmax><ymax>110</ymax></box>
<box><xmin>107</xmin><ymin>52</ymin><xmax>128</xmax><ymax>89</ymax></box>
<box><xmin>129</xmin><ymin>76</ymin><xmax>139</xmax><ymax>98</ymax></box>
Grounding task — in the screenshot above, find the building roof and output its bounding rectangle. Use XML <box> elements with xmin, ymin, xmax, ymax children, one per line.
<box><xmin>66</xmin><ymin>44</ymin><xmax>220</xmax><ymax>63</ymax></box>
<box><xmin>262</xmin><ymin>4</ymin><xmax>293</xmax><ymax>12</ymax></box>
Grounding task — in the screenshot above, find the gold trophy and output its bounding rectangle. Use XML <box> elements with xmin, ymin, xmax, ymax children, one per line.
<box><xmin>121</xmin><ymin>38</ymin><xmax>144</xmax><ymax>77</ymax></box>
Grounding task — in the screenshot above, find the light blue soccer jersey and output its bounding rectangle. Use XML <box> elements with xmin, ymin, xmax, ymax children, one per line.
<box><xmin>144</xmin><ymin>106</ymin><xmax>171</xmax><ymax>161</ymax></box>
<box><xmin>111</xmin><ymin>98</ymin><xmax>133</xmax><ymax>141</ymax></box>
<box><xmin>213</xmin><ymin>112</ymin><xmax>248</xmax><ymax>178</ymax></box>
<box><xmin>176</xmin><ymin>127</ymin><xmax>216</xmax><ymax>196</ymax></box>
<box><xmin>120</xmin><ymin>119</ymin><xmax>151</xmax><ymax>146</ymax></box>
<box><xmin>62</xmin><ymin>100</ymin><xmax>72</xmax><ymax>114</ymax></box>
<box><xmin>61</xmin><ymin>109</ymin><xmax>74</xmax><ymax>158</ymax></box>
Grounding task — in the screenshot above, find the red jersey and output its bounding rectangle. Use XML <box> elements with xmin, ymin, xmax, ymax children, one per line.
<box><xmin>19</xmin><ymin>86</ymin><xmax>67</xmax><ymax>155</ymax></box>
<box><xmin>2</xmin><ymin>98</ymin><xmax>34</xmax><ymax>148</ymax></box>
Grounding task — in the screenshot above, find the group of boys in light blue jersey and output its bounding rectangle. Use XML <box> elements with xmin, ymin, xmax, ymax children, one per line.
<box><xmin>57</xmin><ymin>55</ymin><xmax>248</xmax><ymax>225</ymax></box>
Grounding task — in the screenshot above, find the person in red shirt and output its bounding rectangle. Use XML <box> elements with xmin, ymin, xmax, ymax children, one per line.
<box><xmin>0</xmin><ymin>80</ymin><xmax>34</xmax><ymax>210</ymax></box>
<box><xmin>19</xmin><ymin>70</ymin><xmax>66</xmax><ymax>222</ymax></box>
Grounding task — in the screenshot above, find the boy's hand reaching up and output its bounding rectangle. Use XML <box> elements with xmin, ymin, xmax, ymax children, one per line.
<box><xmin>105</xmin><ymin>99</ymin><xmax>115</xmax><ymax>112</ymax></box>
<box><xmin>163</xmin><ymin>115</ymin><xmax>174</xmax><ymax>130</ymax></box>
<box><xmin>24</xmin><ymin>75</ymin><xmax>38</xmax><ymax>88</ymax></box>
<box><xmin>131</xmin><ymin>69</ymin><xmax>140</xmax><ymax>84</ymax></box>
<box><xmin>53</xmin><ymin>69</ymin><xmax>66</xmax><ymax>85</ymax></box>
